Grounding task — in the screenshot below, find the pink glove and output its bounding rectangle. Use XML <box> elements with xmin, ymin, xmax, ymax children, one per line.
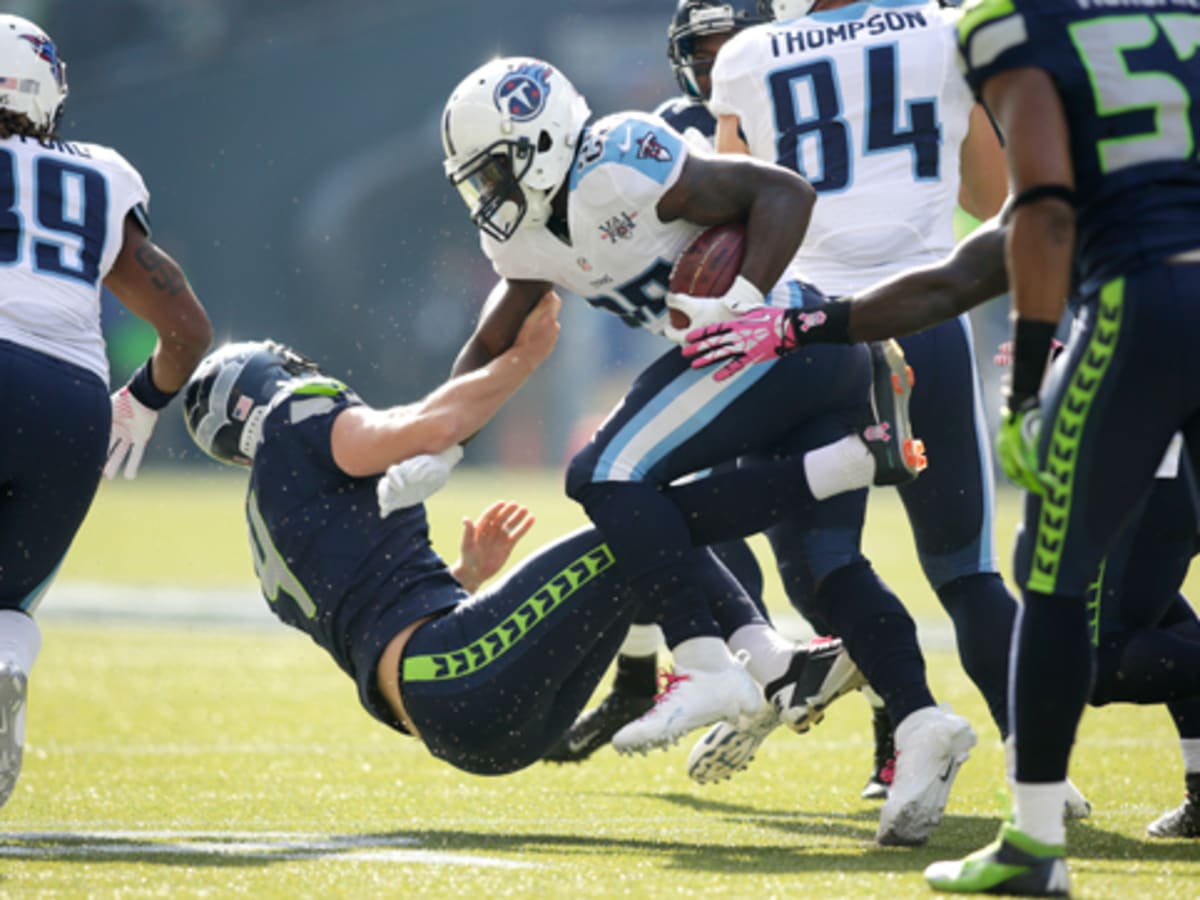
<box><xmin>104</xmin><ymin>386</ymin><xmax>159</xmax><ymax>480</ymax></box>
<box><xmin>683</xmin><ymin>306</ymin><xmax>826</xmax><ymax>382</ymax></box>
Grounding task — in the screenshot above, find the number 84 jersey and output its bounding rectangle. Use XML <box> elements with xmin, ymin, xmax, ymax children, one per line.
<box><xmin>711</xmin><ymin>1</ymin><xmax>973</xmax><ymax>296</ymax></box>
<box><xmin>0</xmin><ymin>134</ymin><xmax>148</xmax><ymax>383</ymax></box>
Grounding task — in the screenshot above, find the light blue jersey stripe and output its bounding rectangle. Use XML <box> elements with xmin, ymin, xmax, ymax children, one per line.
<box><xmin>593</xmin><ymin>360</ymin><xmax>775</xmax><ymax>482</ymax></box>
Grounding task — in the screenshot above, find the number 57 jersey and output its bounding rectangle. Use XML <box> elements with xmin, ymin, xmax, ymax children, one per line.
<box><xmin>0</xmin><ymin>134</ymin><xmax>149</xmax><ymax>383</ymax></box>
<box><xmin>711</xmin><ymin>1</ymin><xmax>973</xmax><ymax>296</ymax></box>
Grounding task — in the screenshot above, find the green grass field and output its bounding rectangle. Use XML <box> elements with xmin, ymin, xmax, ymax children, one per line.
<box><xmin>3</xmin><ymin>469</ymin><xmax>1198</xmax><ymax>898</ymax></box>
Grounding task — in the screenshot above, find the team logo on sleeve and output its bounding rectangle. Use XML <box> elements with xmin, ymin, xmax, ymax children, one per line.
<box><xmin>493</xmin><ymin>63</ymin><xmax>552</xmax><ymax>122</ymax></box>
<box><xmin>636</xmin><ymin>132</ymin><xmax>673</xmax><ymax>163</ymax></box>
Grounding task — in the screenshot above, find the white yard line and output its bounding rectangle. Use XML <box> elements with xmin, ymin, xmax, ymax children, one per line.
<box><xmin>0</xmin><ymin>829</ymin><xmax>532</xmax><ymax>868</ymax></box>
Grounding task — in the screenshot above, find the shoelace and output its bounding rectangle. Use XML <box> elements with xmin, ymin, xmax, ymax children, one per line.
<box><xmin>879</xmin><ymin>756</ymin><xmax>896</xmax><ymax>786</ymax></box>
<box><xmin>653</xmin><ymin>670</ymin><xmax>690</xmax><ymax>706</ymax></box>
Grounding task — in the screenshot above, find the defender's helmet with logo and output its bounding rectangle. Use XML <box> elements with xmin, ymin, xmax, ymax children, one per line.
<box><xmin>184</xmin><ymin>340</ymin><xmax>324</xmax><ymax>467</ymax></box>
<box><xmin>757</xmin><ymin>0</ymin><xmax>819</xmax><ymax>20</ymax></box>
<box><xmin>669</xmin><ymin>0</ymin><xmax>766</xmax><ymax>99</ymax></box>
<box><xmin>0</xmin><ymin>14</ymin><xmax>68</xmax><ymax>134</ymax></box>
<box><xmin>442</xmin><ymin>57</ymin><xmax>591</xmax><ymax>242</ymax></box>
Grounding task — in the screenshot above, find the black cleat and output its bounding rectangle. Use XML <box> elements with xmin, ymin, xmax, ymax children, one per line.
<box><xmin>766</xmin><ymin>636</ymin><xmax>867</xmax><ymax>734</ymax></box>
<box><xmin>544</xmin><ymin>689</ymin><xmax>656</xmax><ymax>763</ymax></box>
<box><xmin>864</xmin><ymin>339</ymin><xmax>926</xmax><ymax>486</ymax></box>
<box><xmin>862</xmin><ymin>705</ymin><xmax>895</xmax><ymax>800</ymax></box>
<box><xmin>1147</xmin><ymin>790</ymin><xmax>1200</xmax><ymax>838</ymax></box>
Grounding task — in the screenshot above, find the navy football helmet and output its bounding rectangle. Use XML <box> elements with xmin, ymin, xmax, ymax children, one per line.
<box><xmin>184</xmin><ymin>340</ymin><xmax>324</xmax><ymax>467</ymax></box>
<box><xmin>756</xmin><ymin>0</ymin><xmax>819</xmax><ymax>20</ymax></box>
<box><xmin>669</xmin><ymin>0</ymin><xmax>766</xmax><ymax>99</ymax></box>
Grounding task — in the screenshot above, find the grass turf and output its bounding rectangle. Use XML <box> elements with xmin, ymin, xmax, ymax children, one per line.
<box><xmin>2</xmin><ymin>469</ymin><xmax>1197</xmax><ymax>897</ymax></box>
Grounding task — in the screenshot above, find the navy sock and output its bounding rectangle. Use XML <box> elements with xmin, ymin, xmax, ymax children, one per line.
<box><xmin>614</xmin><ymin>652</ymin><xmax>658</xmax><ymax>697</ymax></box>
<box><xmin>1012</xmin><ymin>590</ymin><xmax>1095</xmax><ymax>782</ymax></box>
<box><xmin>936</xmin><ymin>572</ymin><xmax>1016</xmax><ymax>735</ymax></box>
<box><xmin>811</xmin><ymin>561</ymin><xmax>935</xmax><ymax>726</ymax></box>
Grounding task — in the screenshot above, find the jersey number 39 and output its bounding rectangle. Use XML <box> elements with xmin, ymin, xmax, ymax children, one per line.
<box><xmin>0</xmin><ymin>147</ymin><xmax>108</xmax><ymax>286</ymax></box>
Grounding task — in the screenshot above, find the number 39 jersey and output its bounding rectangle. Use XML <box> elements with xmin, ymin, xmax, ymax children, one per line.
<box><xmin>957</xmin><ymin>0</ymin><xmax>1200</xmax><ymax>290</ymax></box>
<box><xmin>481</xmin><ymin>112</ymin><xmax>706</xmax><ymax>337</ymax></box>
<box><xmin>0</xmin><ymin>134</ymin><xmax>149</xmax><ymax>383</ymax></box>
<box><xmin>711</xmin><ymin>1</ymin><xmax>973</xmax><ymax>296</ymax></box>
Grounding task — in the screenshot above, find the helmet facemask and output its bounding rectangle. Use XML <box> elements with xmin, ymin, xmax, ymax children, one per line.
<box><xmin>442</xmin><ymin>58</ymin><xmax>589</xmax><ymax>243</ymax></box>
<box><xmin>445</xmin><ymin>135</ymin><xmax>540</xmax><ymax>243</ymax></box>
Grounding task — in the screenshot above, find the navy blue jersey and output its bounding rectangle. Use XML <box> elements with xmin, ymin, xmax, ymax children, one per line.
<box><xmin>247</xmin><ymin>385</ymin><xmax>466</xmax><ymax>726</ymax></box>
<box><xmin>653</xmin><ymin>95</ymin><xmax>718</xmax><ymax>143</ymax></box>
<box><xmin>958</xmin><ymin>1</ymin><xmax>1200</xmax><ymax>288</ymax></box>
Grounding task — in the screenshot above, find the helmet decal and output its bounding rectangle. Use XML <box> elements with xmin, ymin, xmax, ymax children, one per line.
<box><xmin>493</xmin><ymin>63</ymin><xmax>552</xmax><ymax>122</ymax></box>
<box><xmin>18</xmin><ymin>32</ymin><xmax>64</xmax><ymax>87</ymax></box>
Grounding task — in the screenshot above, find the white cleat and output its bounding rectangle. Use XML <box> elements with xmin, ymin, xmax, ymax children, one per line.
<box><xmin>1064</xmin><ymin>779</ymin><xmax>1092</xmax><ymax>820</ymax></box>
<box><xmin>613</xmin><ymin>654</ymin><xmax>763</xmax><ymax>755</ymax></box>
<box><xmin>0</xmin><ymin>660</ymin><xmax>28</xmax><ymax>809</ymax></box>
<box><xmin>686</xmin><ymin>700</ymin><xmax>782</xmax><ymax>784</ymax></box>
<box><xmin>876</xmin><ymin>704</ymin><xmax>976</xmax><ymax>846</ymax></box>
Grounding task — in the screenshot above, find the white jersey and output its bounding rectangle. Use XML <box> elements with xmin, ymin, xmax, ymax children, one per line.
<box><xmin>711</xmin><ymin>1</ymin><xmax>974</xmax><ymax>296</ymax></box>
<box><xmin>0</xmin><ymin>134</ymin><xmax>149</xmax><ymax>382</ymax></box>
<box><xmin>484</xmin><ymin>111</ymin><xmax>706</xmax><ymax>339</ymax></box>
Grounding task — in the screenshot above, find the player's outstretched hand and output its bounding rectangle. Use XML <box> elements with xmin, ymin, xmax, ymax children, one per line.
<box><xmin>683</xmin><ymin>306</ymin><xmax>816</xmax><ymax>382</ymax></box>
<box><xmin>455</xmin><ymin>501</ymin><xmax>535</xmax><ymax>592</ymax></box>
<box><xmin>104</xmin><ymin>386</ymin><xmax>159</xmax><ymax>480</ymax></box>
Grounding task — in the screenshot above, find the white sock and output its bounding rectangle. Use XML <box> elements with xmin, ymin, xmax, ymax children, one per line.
<box><xmin>803</xmin><ymin>435</ymin><xmax>873</xmax><ymax>500</ymax></box>
<box><xmin>726</xmin><ymin>623</ymin><xmax>793</xmax><ymax>685</ymax></box>
<box><xmin>619</xmin><ymin>624</ymin><xmax>663</xmax><ymax>658</ymax></box>
<box><xmin>894</xmin><ymin>703</ymin><xmax>938</xmax><ymax>746</ymax></box>
<box><xmin>1013</xmin><ymin>781</ymin><xmax>1068</xmax><ymax>846</ymax></box>
<box><xmin>671</xmin><ymin>636</ymin><xmax>733</xmax><ymax>673</ymax></box>
<box><xmin>1180</xmin><ymin>738</ymin><xmax>1200</xmax><ymax>775</ymax></box>
<box><xmin>0</xmin><ymin>609</ymin><xmax>41</xmax><ymax>674</ymax></box>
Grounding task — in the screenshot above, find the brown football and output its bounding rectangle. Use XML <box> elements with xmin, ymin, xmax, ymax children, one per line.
<box><xmin>667</xmin><ymin>223</ymin><xmax>746</xmax><ymax>330</ymax></box>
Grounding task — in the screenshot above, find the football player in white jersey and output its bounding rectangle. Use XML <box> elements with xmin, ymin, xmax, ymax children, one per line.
<box><xmin>544</xmin><ymin>0</ymin><xmax>793</xmax><ymax>769</ymax></box>
<box><xmin>0</xmin><ymin>14</ymin><xmax>212</xmax><ymax>809</ymax></box>
<box><xmin>443</xmin><ymin>56</ymin><xmax>980</xmax><ymax>845</ymax></box>
<box><xmin>700</xmin><ymin>0</ymin><xmax>1026</xmax><ymax>809</ymax></box>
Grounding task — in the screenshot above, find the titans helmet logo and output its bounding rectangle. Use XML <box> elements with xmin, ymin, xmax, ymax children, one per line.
<box><xmin>494</xmin><ymin>64</ymin><xmax>552</xmax><ymax>122</ymax></box>
<box><xmin>19</xmin><ymin>33</ymin><xmax>65</xmax><ymax>87</ymax></box>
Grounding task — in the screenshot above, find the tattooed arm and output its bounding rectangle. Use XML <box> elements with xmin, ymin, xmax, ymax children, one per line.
<box><xmin>104</xmin><ymin>213</ymin><xmax>212</xmax><ymax>392</ymax></box>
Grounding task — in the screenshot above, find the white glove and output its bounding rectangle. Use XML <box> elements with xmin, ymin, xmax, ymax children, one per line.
<box><xmin>104</xmin><ymin>386</ymin><xmax>159</xmax><ymax>480</ymax></box>
<box><xmin>377</xmin><ymin>444</ymin><xmax>464</xmax><ymax>517</ymax></box>
<box><xmin>664</xmin><ymin>275</ymin><xmax>766</xmax><ymax>344</ymax></box>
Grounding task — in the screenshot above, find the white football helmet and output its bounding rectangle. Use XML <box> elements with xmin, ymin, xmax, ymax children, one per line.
<box><xmin>0</xmin><ymin>14</ymin><xmax>67</xmax><ymax>134</ymax></box>
<box><xmin>442</xmin><ymin>57</ymin><xmax>590</xmax><ymax>241</ymax></box>
<box><xmin>757</xmin><ymin>0</ymin><xmax>819</xmax><ymax>19</ymax></box>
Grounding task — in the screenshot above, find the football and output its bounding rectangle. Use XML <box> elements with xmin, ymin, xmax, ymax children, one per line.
<box><xmin>667</xmin><ymin>223</ymin><xmax>746</xmax><ymax>330</ymax></box>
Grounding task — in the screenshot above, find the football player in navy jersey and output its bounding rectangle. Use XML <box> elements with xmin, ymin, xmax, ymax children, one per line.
<box><xmin>935</xmin><ymin>2</ymin><xmax>1200</xmax><ymax>891</ymax></box>
<box><xmin>0</xmin><ymin>14</ymin><xmax>212</xmax><ymax>810</ymax></box>
<box><xmin>179</xmin><ymin>306</ymin><xmax>911</xmax><ymax>777</ymax></box>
